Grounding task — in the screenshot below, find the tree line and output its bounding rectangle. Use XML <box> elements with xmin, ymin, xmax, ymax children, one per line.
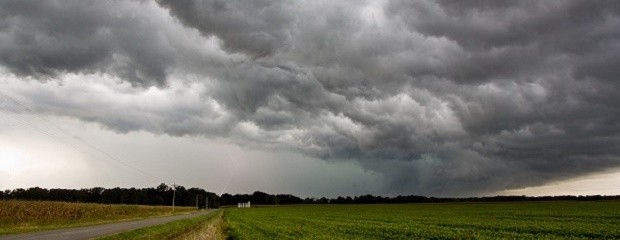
<box><xmin>221</xmin><ymin>193</ymin><xmax>620</xmax><ymax>205</ymax></box>
<box><xmin>1</xmin><ymin>183</ymin><xmax>219</xmax><ymax>208</ymax></box>
<box><xmin>2</xmin><ymin>184</ymin><xmax>619</xmax><ymax>207</ymax></box>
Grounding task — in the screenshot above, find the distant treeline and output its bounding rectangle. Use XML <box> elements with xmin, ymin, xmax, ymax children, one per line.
<box><xmin>314</xmin><ymin>194</ymin><xmax>620</xmax><ymax>204</ymax></box>
<box><xmin>2</xmin><ymin>184</ymin><xmax>619</xmax><ymax>207</ymax></box>
<box><xmin>1</xmin><ymin>184</ymin><xmax>219</xmax><ymax>208</ymax></box>
<box><xmin>220</xmin><ymin>193</ymin><xmax>620</xmax><ymax>205</ymax></box>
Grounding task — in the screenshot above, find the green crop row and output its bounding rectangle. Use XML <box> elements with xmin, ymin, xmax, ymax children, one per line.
<box><xmin>224</xmin><ymin>202</ymin><xmax>620</xmax><ymax>239</ymax></box>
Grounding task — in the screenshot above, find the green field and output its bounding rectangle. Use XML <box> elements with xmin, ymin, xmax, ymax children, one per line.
<box><xmin>224</xmin><ymin>202</ymin><xmax>620</xmax><ymax>239</ymax></box>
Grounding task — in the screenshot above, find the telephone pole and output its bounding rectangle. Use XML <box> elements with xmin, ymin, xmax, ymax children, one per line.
<box><xmin>205</xmin><ymin>196</ymin><xmax>208</xmax><ymax>209</ymax></box>
<box><xmin>196</xmin><ymin>195</ymin><xmax>199</xmax><ymax>209</ymax></box>
<box><xmin>172</xmin><ymin>183</ymin><xmax>176</xmax><ymax>212</ymax></box>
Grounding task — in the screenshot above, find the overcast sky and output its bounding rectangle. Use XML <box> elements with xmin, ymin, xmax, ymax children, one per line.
<box><xmin>1</xmin><ymin>0</ymin><xmax>619</xmax><ymax>197</ymax></box>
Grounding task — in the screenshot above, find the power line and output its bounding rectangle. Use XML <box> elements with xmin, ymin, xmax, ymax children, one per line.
<box><xmin>0</xmin><ymin>90</ymin><xmax>170</xmax><ymax>184</ymax></box>
<box><xmin>0</xmin><ymin>106</ymin><xmax>155</xmax><ymax>185</ymax></box>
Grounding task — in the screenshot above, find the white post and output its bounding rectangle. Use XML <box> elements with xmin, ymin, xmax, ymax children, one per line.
<box><xmin>172</xmin><ymin>183</ymin><xmax>176</xmax><ymax>212</ymax></box>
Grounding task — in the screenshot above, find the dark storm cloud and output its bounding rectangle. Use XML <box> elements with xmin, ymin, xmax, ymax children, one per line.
<box><xmin>387</xmin><ymin>0</ymin><xmax>620</xmax><ymax>83</ymax></box>
<box><xmin>0</xmin><ymin>0</ymin><xmax>175</xmax><ymax>86</ymax></box>
<box><xmin>157</xmin><ymin>0</ymin><xmax>294</xmax><ymax>57</ymax></box>
<box><xmin>2</xmin><ymin>0</ymin><xmax>620</xmax><ymax>196</ymax></box>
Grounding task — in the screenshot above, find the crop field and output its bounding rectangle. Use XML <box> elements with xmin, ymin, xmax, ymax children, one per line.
<box><xmin>224</xmin><ymin>202</ymin><xmax>620</xmax><ymax>239</ymax></box>
<box><xmin>0</xmin><ymin>200</ymin><xmax>195</xmax><ymax>235</ymax></box>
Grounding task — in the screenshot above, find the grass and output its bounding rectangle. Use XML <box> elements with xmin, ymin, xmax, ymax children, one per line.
<box><xmin>174</xmin><ymin>210</ymin><xmax>226</xmax><ymax>240</ymax></box>
<box><xmin>97</xmin><ymin>210</ymin><xmax>224</xmax><ymax>240</ymax></box>
<box><xmin>0</xmin><ymin>200</ymin><xmax>196</xmax><ymax>235</ymax></box>
<box><xmin>224</xmin><ymin>201</ymin><xmax>620</xmax><ymax>239</ymax></box>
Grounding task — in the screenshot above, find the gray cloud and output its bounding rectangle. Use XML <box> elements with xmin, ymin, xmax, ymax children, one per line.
<box><xmin>157</xmin><ymin>0</ymin><xmax>294</xmax><ymax>57</ymax></box>
<box><xmin>1</xmin><ymin>0</ymin><xmax>620</xmax><ymax>196</ymax></box>
<box><xmin>0</xmin><ymin>0</ymin><xmax>176</xmax><ymax>87</ymax></box>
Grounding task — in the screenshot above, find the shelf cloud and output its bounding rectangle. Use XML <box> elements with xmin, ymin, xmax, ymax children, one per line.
<box><xmin>1</xmin><ymin>0</ymin><xmax>619</xmax><ymax>196</ymax></box>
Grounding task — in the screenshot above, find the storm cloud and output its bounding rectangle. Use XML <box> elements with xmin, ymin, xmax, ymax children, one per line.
<box><xmin>1</xmin><ymin>0</ymin><xmax>619</xmax><ymax>196</ymax></box>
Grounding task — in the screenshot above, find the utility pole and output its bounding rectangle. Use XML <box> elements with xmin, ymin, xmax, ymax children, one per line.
<box><xmin>172</xmin><ymin>183</ymin><xmax>176</xmax><ymax>212</ymax></box>
<box><xmin>205</xmin><ymin>196</ymin><xmax>208</xmax><ymax>209</ymax></box>
<box><xmin>196</xmin><ymin>195</ymin><xmax>199</xmax><ymax>209</ymax></box>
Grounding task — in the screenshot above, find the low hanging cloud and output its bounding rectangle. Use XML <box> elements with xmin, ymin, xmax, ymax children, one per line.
<box><xmin>1</xmin><ymin>0</ymin><xmax>619</xmax><ymax>196</ymax></box>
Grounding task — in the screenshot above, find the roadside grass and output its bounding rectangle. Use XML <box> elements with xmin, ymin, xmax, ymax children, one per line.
<box><xmin>0</xmin><ymin>200</ymin><xmax>196</xmax><ymax>235</ymax></box>
<box><xmin>224</xmin><ymin>201</ymin><xmax>620</xmax><ymax>239</ymax></box>
<box><xmin>173</xmin><ymin>210</ymin><xmax>226</xmax><ymax>240</ymax></box>
<box><xmin>97</xmin><ymin>210</ymin><xmax>223</xmax><ymax>240</ymax></box>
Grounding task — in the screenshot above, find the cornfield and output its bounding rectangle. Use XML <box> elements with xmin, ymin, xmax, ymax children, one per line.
<box><xmin>0</xmin><ymin>200</ymin><xmax>195</xmax><ymax>235</ymax></box>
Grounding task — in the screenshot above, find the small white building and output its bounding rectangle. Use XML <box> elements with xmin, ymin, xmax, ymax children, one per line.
<box><xmin>237</xmin><ymin>201</ymin><xmax>251</xmax><ymax>208</ymax></box>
